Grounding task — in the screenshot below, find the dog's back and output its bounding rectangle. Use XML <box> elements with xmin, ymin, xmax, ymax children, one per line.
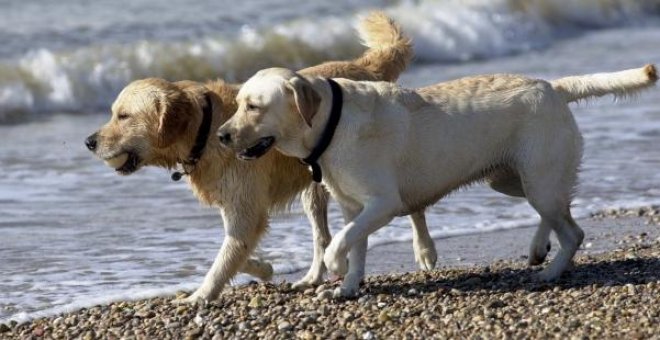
<box><xmin>329</xmin><ymin>75</ymin><xmax>572</xmax><ymax>211</ymax></box>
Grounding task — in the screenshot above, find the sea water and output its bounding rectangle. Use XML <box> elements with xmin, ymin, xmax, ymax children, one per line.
<box><xmin>1</xmin><ymin>0</ymin><xmax>659</xmax><ymax>322</ymax></box>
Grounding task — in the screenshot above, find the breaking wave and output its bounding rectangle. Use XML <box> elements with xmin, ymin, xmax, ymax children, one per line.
<box><xmin>0</xmin><ymin>0</ymin><xmax>658</xmax><ymax>122</ymax></box>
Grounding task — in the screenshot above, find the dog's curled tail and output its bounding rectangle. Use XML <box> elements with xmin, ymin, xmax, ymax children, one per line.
<box><xmin>551</xmin><ymin>64</ymin><xmax>657</xmax><ymax>103</ymax></box>
<box><xmin>355</xmin><ymin>11</ymin><xmax>413</xmax><ymax>82</ymax></box>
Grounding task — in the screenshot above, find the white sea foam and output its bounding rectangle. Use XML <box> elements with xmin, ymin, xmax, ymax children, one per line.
<box><xmin>0</xmin><ymin>0</ymin><xmax>657</xmax><ymax>121</ymax></box>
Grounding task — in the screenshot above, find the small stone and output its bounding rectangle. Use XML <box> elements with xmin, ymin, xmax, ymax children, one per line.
<box><xmin>278</xmin><ymin>321</ymin><xmax>292</xmax><ymax>331</ymax></box>
<box><xmin>316</xmin><ymin>290</ymin><xmax>333</xmax><ymax>301</ymax></box>
<box><xmin>315</xmin><ymin>284</ymin><xmax>328</xmax><ymax>294</ymax></box>
<box><xmin>626</xmin><ymin>284</ymin><xmax>637</xmax><ymax>295</ymax></box>
<box><xmin>568</xmin><ymin>319</ymin><xmax>581</xmax><ymax>329</ymax></box>
<box><xmin>0</xmin><ymin>324</ymin><xmax>9</xmax><ymax>333</ymax></box>
<box><xmin>363</xmin><ymin>331</ymin><xmax>375</xmax><ymax>340</ymax></box>
<box><xmin>176</xmin><ymin>305</ymin><xmax>188</xmax><ymax>315</ymax></box>
<box><xmin>194</xmin><ymin>314</ymin><xmax>205</xmax><ymax>327</ymax></box>
<box><xmin>357</xmin><ymin>295</ymin><xmax>371</xmax><ymax>304</ymax></box>
<box><xmin>82</xmin><ymin>331</ymin><xmax>94</xmax><ymax>340</ymax></box>
<box><xmin>52</xmin><ymin>317</ymin><xmax>64</xmax><ymax>327</ymax></box>
<box><xmin>300</xmin><ymin>330</ymin><xmax>315</xmax><ymax>340</ymax></box>
<box><xmin>407</xmin><ymin>288</ymin><xmax>418</xmax><ymax>295</ymax></box>
<box><xmin>378</xmin><ymin>310</ymin><xmax>391</xmax><ymax>322</ymax></box>
<box><xmin>248</xmin><ymin>296</ymin><xmax>264</xmax><ymax>308</ymax></box>
<box><xmin>32</xmin><ymin>327</ymin><xmax>44</xmax><ymax>337</ymax></box>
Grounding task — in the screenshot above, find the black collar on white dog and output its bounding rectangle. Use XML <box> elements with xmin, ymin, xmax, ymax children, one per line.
<box><xmin>301</xmin><ymin>78</ymin><xmax>343</xmax><ymax>183</ymax></box>
<box><xmin>171</xmin><ymin>93</ymin><xmax>213</xmax><ymax>181</ymax></box>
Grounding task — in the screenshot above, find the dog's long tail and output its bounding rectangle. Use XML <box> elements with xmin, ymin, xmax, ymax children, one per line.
<box><xmin>551</xmin><ymin>64</ymin><xmax>657</xmax><ymax>103</ymax></box>
<box><xmin>354</xmin><ymin>11</ymin><xmax>413</xmax><ymax>82</ymax></box>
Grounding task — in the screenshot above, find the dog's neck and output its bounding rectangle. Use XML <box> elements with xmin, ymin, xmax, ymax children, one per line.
<box><xmin>183</xmin><ymin>83</ymin><xmax>240</xmax><ymax>204</ymax></box>
<box><xmin>299</xmin><ymin>79</ymin><xmax>343</xmax><ymax>183</ymax></box>
<box><xmin>171</xmin><ymin>93</ymin><xmax>214</xmax><ymax>181</ymax></box>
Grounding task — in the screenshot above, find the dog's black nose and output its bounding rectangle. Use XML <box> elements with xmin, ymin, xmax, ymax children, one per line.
<box><xmin>85</xmin><ymin>133</ymin><xmax>98</xmax><ymax>151</ymax></box>
<box><xmin>218</xmin><ymin>132</ymin><xmax>232</xmax><ymax>146</ymax></box>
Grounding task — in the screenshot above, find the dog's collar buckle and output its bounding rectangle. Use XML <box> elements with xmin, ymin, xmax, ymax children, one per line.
<box><xmin>301</xmin><ymin>78</ymin><xmax>343</xmax><ymax>183</ymax></box>
<box><xmin>172</xmin><ymin>93</ymin><xmax>213</xmax><ymax>181</ymax></box>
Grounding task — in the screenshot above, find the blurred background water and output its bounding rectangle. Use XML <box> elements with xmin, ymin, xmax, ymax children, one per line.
<box><xmin>1</xmin><ymin>0</ymin><xmax>659</xmax><ymax>322</ymax></box>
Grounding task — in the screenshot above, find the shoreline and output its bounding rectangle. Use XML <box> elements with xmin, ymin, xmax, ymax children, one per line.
<box><xmin>275</xmin><ymin>206</ymin><xmax>660</xmax><ymax>283</ymax></box>
<box><xmin>1</xmin><ymin>207</ymin><xmax>659</xmax><ymax>338</ymax></box>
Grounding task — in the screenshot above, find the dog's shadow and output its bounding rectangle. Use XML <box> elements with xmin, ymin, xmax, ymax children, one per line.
<box><xmin>361</xmin><ymin>256</ymin><xmax>660</xmax><ymax>296</ymax></box>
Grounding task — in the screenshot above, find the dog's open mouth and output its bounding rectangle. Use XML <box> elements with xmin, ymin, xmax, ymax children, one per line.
<box><xmin>104</xmin><ymin>151</ymin><xmax>140</xmax><ymax>175</ymax></box>
<box><xmin>238</xmin><ymin>136</ymin><xmax>275</xmax><ymax>160</ymax></box>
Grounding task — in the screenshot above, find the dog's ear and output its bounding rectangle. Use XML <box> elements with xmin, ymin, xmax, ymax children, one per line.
<box><xmin>156</xmin><ymin>91</ymin><xmax>192</xmax><ymax>148</ymax></box>
<box><xmin>286</xmin><ymin>76</ymin><xmax>321</xmax><ymax>127</ymax></box>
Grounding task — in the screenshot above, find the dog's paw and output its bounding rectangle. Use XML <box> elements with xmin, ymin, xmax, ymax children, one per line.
<box><xmin>174</xmin><ymin>287</ymin><xmax>217</xmax><ymax>305</ymax></box>
<box><xmin>323</xmin><ymin>252</ymin><xmax>348</xmax><ymax>276</ymax></box>
<box><xmin>292</xmin><ymin>275</ymin><xmax>324</xmax><ymax>291</ymax></box>
<box><xmin>528</xmin><ymin>242</ymin><xmax>551</xmax><ymax>266</ymax></box>
<box><xmin>255</xmin><ymin>262</ymin><xmax>274</xmax><ymax>281</ymax></box>
<box><xmin>415</xmin><ymin>247</ymin><xmax>437</xmax><ymax>271</ymax></box>
<box><xmin>174</xmin><ymin>293</ymin><xmax>206</xmax><ymax>305</ymax></box>
<box><xmin>323</xmin><ymin>240</ymin><xmax>348</xmax><ymax>276</ymax></box>
<box><xmin>533</xmin><ymin>266</ymin><xmax>563</xmax><ymax>282</ymax></box>
<box><xmin>333</xmin><ymin>285</ymin><xmax>359</xmax><ymax>299</ymax></box>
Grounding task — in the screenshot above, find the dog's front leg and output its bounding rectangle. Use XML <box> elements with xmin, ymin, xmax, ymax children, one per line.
<box><xmin>293</xmin><ymin>183</ymin><xmax>331</xmax><ymax>290</ymax></box>
<box><xmin>324</xmin><ymin>197</ymin><xmax>399</xmax><ymax>278</ymax></box>
<box><xmin>181</xmin><ymin>206</ymin><xmax>268</xmax><ymax>303</ymax></box>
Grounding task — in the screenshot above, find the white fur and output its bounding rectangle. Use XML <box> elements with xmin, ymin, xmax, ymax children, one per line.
<box><xmin>222</xmin><ymin>65</ymin><xmax>655</xmax><ymax>297</ymax></box>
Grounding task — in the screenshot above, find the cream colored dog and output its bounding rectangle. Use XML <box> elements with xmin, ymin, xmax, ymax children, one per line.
<box><xmin>85</xmin><ymin>12</ymin><xmax>439</xmax><ymax>302</ymax></box>
<box><xmin>219</xmin><ymin>65</ymin><xmax>657</xmax><ymax>296</ymax></box>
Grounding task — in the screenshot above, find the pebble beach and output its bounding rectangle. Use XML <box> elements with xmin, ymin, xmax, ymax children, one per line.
<box><xmin>2</xmin><ymin>207</ymin><xmax>659</xmax><ymax>339</ymax></box>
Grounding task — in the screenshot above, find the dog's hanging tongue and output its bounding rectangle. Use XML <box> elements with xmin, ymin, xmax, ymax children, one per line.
<box><xmin>172</xmin><ymin>93</ymin><xmax>213</xmax><ymax>181</ymax></box>
<box><xmin>301</xmin><ymin>79</ymin><xmax>343</xmax><ymax>183</ymax></box>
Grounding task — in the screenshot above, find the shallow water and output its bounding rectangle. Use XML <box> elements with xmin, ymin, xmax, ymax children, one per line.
<box><xmin>1</xmin><ymin>0</ymin><xmax>660</xmax><ymax>323</ymax></box>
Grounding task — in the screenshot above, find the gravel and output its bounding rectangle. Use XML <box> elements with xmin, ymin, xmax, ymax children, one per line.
<box><xmin>1</xmin><ymin>209</ymin><xmax>659</xmax><ymax>339</ymax></box>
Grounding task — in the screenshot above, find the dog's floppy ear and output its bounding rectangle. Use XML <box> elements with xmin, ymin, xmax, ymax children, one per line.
<box><xmin>286</xmin><ymin>76</ymin><xmax>321</xmax><ymax>127</ymax></box>
<box><xmin>156</xmin><ymin>91</ymin><xmax>192</xmax><ymax>148</ymax></box>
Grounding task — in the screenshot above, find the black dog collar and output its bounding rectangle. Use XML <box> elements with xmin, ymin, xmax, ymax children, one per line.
<box><xmin>301</xmin><ymin>79</ymin><xmax>343</xmax><ymax>183</ymax></box>
<box><xmin>172</xmin><ymin>93</ymin><xmax>213</xmax><ymax>181</ymax></box>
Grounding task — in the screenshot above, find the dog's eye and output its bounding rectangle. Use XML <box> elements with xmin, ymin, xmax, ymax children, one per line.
<box><xmin>246</xmin><ymin>103</ymin><xmax>259</xmax><ymax>111</ymax></box>
<box><xmin>117</xmin><ymin>113</ymin><xmax>129</xmax><ymax>120</ymax></box>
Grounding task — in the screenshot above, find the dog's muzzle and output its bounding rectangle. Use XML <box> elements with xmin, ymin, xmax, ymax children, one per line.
<box><xmin>105</xmin><ymin>151</ymin><xmax>140</xmax><ymax>175</ymax></box>
<box><xmin>238</xmin><ymin>136</ymin><xmax>275</xmax><ymax>160</ymax></box>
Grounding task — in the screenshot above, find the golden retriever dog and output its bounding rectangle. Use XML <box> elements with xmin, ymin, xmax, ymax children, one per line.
<box><xmin>85</xmin><ymin>12</ymin><xmax>437</xmax><ymax>302</ymax></box>
<box><xmin>218</xmin><ymin>65</ymin><xmax>657</xmax><ymax>297</ymax></box>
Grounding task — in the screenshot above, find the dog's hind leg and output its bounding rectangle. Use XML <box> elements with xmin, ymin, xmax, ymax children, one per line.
<box><xmin>293</xmin><ymin>183</ymin><xmax>332</xmax><ymax>290</ymax></box>
<box><xmin>519</xmin><ymin>126</ymin><xmax>584</xmax><ymax>281</ymax></box>
<box><xmin>489</xmin><ymin>171</ymin><xmax>553</xmax><ymax>265</ymax></box>
<box><xmin>409</xmin><ymin>211</ymin><xmax>437</xmax><ymax>270</ymax></box>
